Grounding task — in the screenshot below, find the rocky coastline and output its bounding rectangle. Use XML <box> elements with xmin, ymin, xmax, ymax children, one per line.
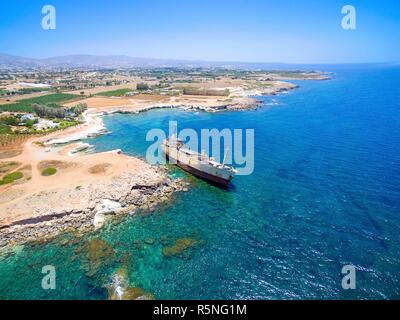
<box><xmin>0</xmin><ymin>165</ymin><xmax>189</xmax><ymax>249</ymax></box>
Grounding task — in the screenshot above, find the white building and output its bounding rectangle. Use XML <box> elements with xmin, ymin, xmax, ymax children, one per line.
<box><xmin>34</xmin><ymin>119</ymin><xmax>60</xmax><ymax>131</ymax></box>
<box><xmin>21</xmin><ymin>113</ymin><xmax>36</xmax><ymax>121</ymax></box>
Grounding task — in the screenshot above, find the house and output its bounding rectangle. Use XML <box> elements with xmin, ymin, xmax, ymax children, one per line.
<box><xmin>21</xmin><ymin>113</ymin><xmax>36</xmax><ymax>122</ymax></box>
<box><xmin>65</xmin><ymin>111</ymin><xmax>77</xmax><ymax>119</ymax></box>
<box><xmin>34</xmin><ymin>119</ymin><xmax>60</xmax><ymax>131</ymax></box>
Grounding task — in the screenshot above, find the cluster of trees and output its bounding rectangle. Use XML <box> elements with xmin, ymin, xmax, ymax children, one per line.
<box><xmin>136</xmin><ymin>83</ymin><xmax>150</xmax><ymax>91</ymax></box>
<box><xmin>33</xmin><ymin>103</ymin><xmax>87</xmax><ymax>119</ymax></box>
<box><xmin>68</xmin><ymin>103</ymin><xmax>87</xmax><ymax>115</ymax></box>
<box><xmin>0</xmin><ymin>115</ymin><xmax>38</xmax><ymax>133</ymax></box>
<box><xmin>0</xmin><ymin>116</ymin><xmax>19</xmax><ymax>126</ymax></box>
<box><xmin>0</xmin><ymin>88</ymin><xmax>51</xmax><ymax>97</ymax></box>
<box><xmin>0</xmin><ymin>123</ymin><xmax>11</xmax><ymax>134</ymax></box>
<box><xmin>0</xmin><ymin>117</ymin><xmax>15</xmax><ymax>133</ymax></box>
<box><xmin>33</xmin><ymin>104</ymin><xmax>66</xmax><ymax>118</ymax></box>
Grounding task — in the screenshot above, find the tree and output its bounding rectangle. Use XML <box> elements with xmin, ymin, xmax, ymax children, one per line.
<box><xmin>33</xmin><ymin>104</ymin><xmax>66</xmax><ymax>119</ymax></box>
<box><xmin>25</xmin><ymin>119</ymin><xmax>38</xmax><ymax>128</ymax></box>
<box><xmin>67</xmin><ymin>103</ymin><xmax>87</xmax><ymax>115</ymax></box>
<box><xmin>136</xmin><ymin>83</ymin><xmax>150</xmax><ymax>91</ymax></box>
<box><xmin>2</xmin><ymin>116</ymin><xmax>19</xmax><ymax>126</ymax></box>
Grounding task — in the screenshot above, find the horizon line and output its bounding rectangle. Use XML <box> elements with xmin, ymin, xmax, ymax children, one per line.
<box><xmin>1</xmin><ymin>52</ymin><xmax>398</xmax><ymax>67</ymax></box>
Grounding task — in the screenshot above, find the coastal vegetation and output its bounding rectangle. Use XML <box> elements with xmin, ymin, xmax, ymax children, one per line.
<box><xmin>0</xmin><ymin>114</ymin><xmax>80</xmax><ymax>135</ymax></box>
<box><xmin>0</xmin><ymin>101</ymin><xmax>85</xmax><ymax>138</ymax></box>
<box><xmin>0</xmin><ymin>171</ymin><xmax>23</xmax><ymax>185</ymax></box>
<box><xmin>136</xmin><ymin>82</ymin><xmax>150</xmax><ymax>91</ymax></box>
<box><xmin>39</xmin><ymin>160</ymin><xmax>76</xmax><ymax>177</ymax></box>
<box><xmin>0</xmin><ymin>123</ymin><xmax>12</xmax><ymax>134</ymax></box>
<box><xmin>33</xmin><ymin>102</ymin><xmax>87</xmax><ymax>119</ymax></box>
<box><xmin>33</xmin><ymin>104</ymin><xmax>67</xmax><ymax>119</ymax></box>
<box><xmin>41</xmin><ymin>167</ymin><xmax>57</xmax><ymax>176</ymax></box>
<box><xmin>0</xmin><ymin>87</ymin><xmax>52</xmax><ymax>97</ymax></box>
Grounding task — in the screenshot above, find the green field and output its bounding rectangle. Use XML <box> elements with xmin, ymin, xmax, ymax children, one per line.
<box><xmin>15</xmin><ymin>87</ymin><xmax>52</xmax><ymax>95</ymax></box>
<box><xmin>0</xmin><ymin>93</ymin><xmax>81</xmax><ymax>112</ymax></box>
<box><xmin>0</xmin><ymin>171</ymin><xmax>23</xmax><ymax>185</ymax></box>
<box><xmin>0</xmin><ymin>123</ymin><xmax>12</xmax><ymax>134</ymax></box>
<box><xmin>1</xmin><ymin>87</ymin><xmax>52</xmax><ymax>96</ymax></box>
<box><xmin>96</xmin><ymin>88</ymin><xmax>133</xmax><ymax>97</ymax></box>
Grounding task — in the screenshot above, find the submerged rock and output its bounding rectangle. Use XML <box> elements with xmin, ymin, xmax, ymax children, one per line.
<box><xmin>144</xmin><ymin>238</ymin><xmax>155</xmax><ymax>245</ymax></box>
<box><xmin>107</xmin><ymin>266</ymin><xmax>154</xmax><ymax>300</ymax></box>
<box><xmin>162</xmin><ymin>237</ymin><xmax>199</xmax><ymax>257</ymax></box>
<box><xmin>84</xmin><ymin>238</ymin><xmax>116</xmax><ymax>277</ymax></box>
<box><xmin>119</xmin><ymin>287</ymin><xmax>155</xmax><ymax>300</ymax></box>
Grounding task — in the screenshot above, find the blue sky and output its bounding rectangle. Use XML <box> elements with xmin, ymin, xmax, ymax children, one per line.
<box><xmin>0</xmin><ymin>0</ymin><xmax>399</xmax><ymax>63</ymax></box>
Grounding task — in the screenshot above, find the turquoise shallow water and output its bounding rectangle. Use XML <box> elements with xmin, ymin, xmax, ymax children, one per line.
<box><xmin>1</xmin><ymin>65</ymin><xmax>400</xmax><ymax>299</ymax></box>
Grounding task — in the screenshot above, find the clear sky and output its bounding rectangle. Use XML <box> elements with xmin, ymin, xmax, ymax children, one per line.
<box><xmin>0</xmin><ymin>0</ymin><xmax>399</xmax><ymax>63</ymax></box>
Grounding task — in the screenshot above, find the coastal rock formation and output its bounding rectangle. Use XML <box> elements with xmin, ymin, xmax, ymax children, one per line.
<box><xmin>84</xmin><ymin>238</ymin><xmax>116</xmax><ymax>278</ymax></box>
<box><xmin>162</xmin><ymin>237</ymin><xmax>202</xmax><ymax>258</ymax></box>
<box><xmin>106</xmin><ymin>266</ymin><xmax>155</xmax><ymax>300</ymax></box>
<box><xmin>0</xmin><ymin>156</ymin><xmax>188</xmax><ymax>247</ymax></box>
<box><xmin>93</xmin><ymin>199</ymin><xmax>122</xmax><ymax>229</ymax></box>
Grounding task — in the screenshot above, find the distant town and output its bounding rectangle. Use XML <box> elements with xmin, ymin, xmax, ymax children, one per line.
<box><xmin>0</xmin><ymin>66</ymin><xmax>329</xmax><ymax>151</ymax></box>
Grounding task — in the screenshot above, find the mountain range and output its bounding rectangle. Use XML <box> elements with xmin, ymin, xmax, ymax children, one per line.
<box><xmin>0</xmin><ymin>53</ymin><xmax>244</xmax><ymax>70</ymax></box>
<box><xmin>1</xmin><ymin>53</ymin><xmax>391</xmax><ymax>71</ymax></box>
<box><xmin>0</xmin><ymin>53</ymin><xmax>315</xmax><ymax>71</ymax></box>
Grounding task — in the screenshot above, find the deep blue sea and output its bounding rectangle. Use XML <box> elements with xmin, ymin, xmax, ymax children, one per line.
<box><xmin>1</xmin><ymin>65</ymin><xmax>399</xmax><ymax>299</ymax></box>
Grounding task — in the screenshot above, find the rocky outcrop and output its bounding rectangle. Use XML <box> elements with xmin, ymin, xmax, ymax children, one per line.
<box><xmin>93</xmin><ymin>199</ymin><xmax>122</xmax><ymax>230</ymax></box>
<box><xmin>106</xmin><ymin>266</ymin><xmax>155</xmax><ymax>300</ymax></box>
<box><xmin>0</xmin><ymin>169</ymin><xmax>188</xmax><ymax>248</ymax></box>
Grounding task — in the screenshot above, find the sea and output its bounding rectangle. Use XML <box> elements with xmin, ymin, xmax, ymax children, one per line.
<box><xmin>0</xmin><ymin>64</ymin><xmax>399</xmax><ymax>299</ymax></box>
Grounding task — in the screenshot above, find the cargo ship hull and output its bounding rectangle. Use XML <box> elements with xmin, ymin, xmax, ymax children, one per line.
<box><xmin>169</xmin><ymin>157</ymin><xmax>231</xmax><ymax>186</ymax></box>
<box><xmin>162</xmin><ymin>140</ymin><xmax>236</xmax><ymax>187</ymax></box>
